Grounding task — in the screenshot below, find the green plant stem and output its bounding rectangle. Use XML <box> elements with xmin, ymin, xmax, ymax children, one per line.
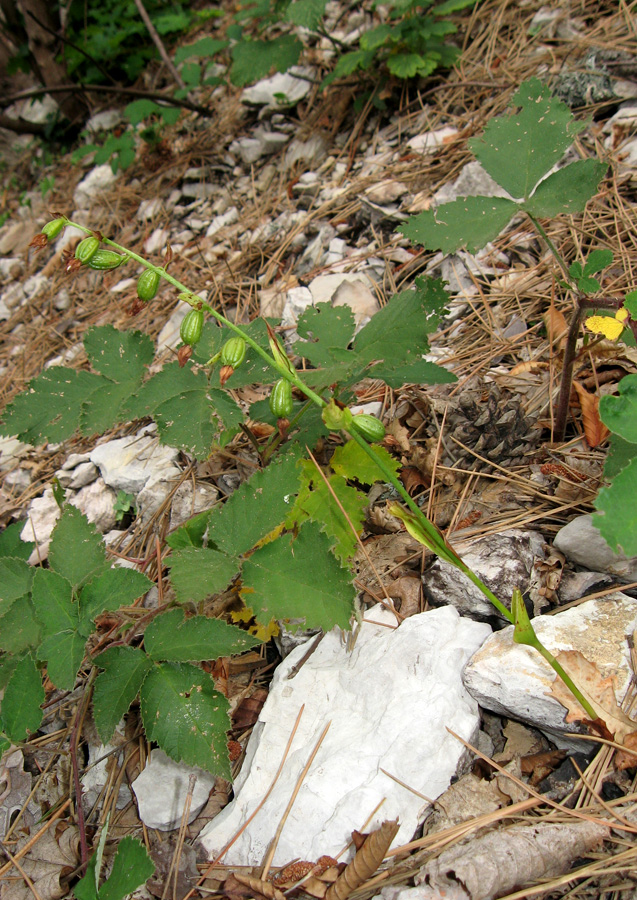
<box><xmin>529</xmin><ymin>637</ymin><xmax>598</xmax><ymax>721</ymax></box>
<box><xmin>527</xmin><ymin>213</ymin><xmax>570</xmax><ymax>281</ymax></box>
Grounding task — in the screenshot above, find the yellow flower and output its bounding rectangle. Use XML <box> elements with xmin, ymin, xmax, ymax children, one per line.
<box><xmin>585</xmin><ymin>307</ymin><xmax>629</xmax><ymax>341</ymax></box>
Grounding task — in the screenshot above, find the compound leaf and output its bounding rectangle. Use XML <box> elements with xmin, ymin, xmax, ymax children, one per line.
<box><xmin>523</xmin><ymin>159</ymin><xmax>607</xmax><ymax>218</ymax></box>
<box><xmin>594</xmin><ymin>456</ymin><xmax>637</xmax><ymax>555</ymax></box>
<box><xmin>401</xmin><ymin>196</ymin><xmax>518</xmax><ymax>254</ymax></box>
<box><xmin>48</xmin><ymin>506</ymin><xmax>108</xmax><ymax>589</ymax></box>
<box><xmin>98</xmin><ymin>836</ymin><xmax>155</xmax><ymax>900</ymax></box>
<box><xmin>167</xmin><ymin>547</ymin><xmax>239</xmax><ymax>603</ymax></box>
<box><xmin>0</xmin><ymin>557</ymin><xmax>34</xmax><ymax>617</ymax></box>
<box><xmin>1</xmin><ymin>654</ymin><xmax>44</xmax><ymax>741</ymax></box>
<box><xmin>80</xmin><ymin>567</ymin><xmax>153</xmax><ymax>632</ymax></box>
<box><xmin>599</xmin><ymin>374</ymin><xmax>637</xmax><ymax>443</ymax></box>
<box><xmin>83</xmin><ymin>325</ymin><xmax>154</xmax><ymax>385</ymax></box>
<box><xmin>230</xmin><ymin>35</ymin><xmax>302</xmax><ymax>86</ymax></box>
<box><xmin>241</xmin><ymin>521</ymin><xmax>355</xmax><ymax>630</ymax></box>
<box><xmin>0</xmin><ymin>598</ymin><xmax>40</xmax><ymax>653</ymax></box>
<box><xmin>469</xmin><ymin>78</ymin><xmax>586</xmax><ymax>200</ymax></box>
<box><xmin>31</xmin><ymin>568</ymin><xmax>76</xmax><ymax>636</ymax></box>
<box><xmin>207</xmin><ymin>448</ymin><xmax>302</xmax><ymax>557</ymax></box>
<box><xmin>330</xmin><ymin>439</ymin><xmax>401</xmax><ymax>486</ymax></box>
<box><xmin>140</xmin><ymin>662</ymin><xmax>232</xmax><ymax>777</ymax></box>
<box><xmin>143</xmin><ymin>608</ymin><xmax>261</xmax><ymax>662</ymax></box>
<box><xmin>0</xmin><ymin>522</ymin><xmax>33</xmax><ymax>560</ymax></box>
<box><xmin>296</xmin><ymin>303</ymin><xmax>356</xmax><ymax>368</ymax></box>
<box><xmin>38</xmin><ymin>630</ymin><xmax>86</xmax><ymax>690</ymax></box>
<box><xmin>93</xmin><ymin>647</ymin><xmax>152</xmax><ymax>743</ymax></box>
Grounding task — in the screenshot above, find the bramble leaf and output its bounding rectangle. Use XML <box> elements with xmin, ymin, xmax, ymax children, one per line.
<box><xmin>207</xmin><ymin>448</ymin><xmax>302</xmax><ymax>557</ymax></box>
<box><xmin>604</xmin><ymin>434</ymin><xmax>635</xmax><ymax>479</ymax></box>
<box><xmin>97</xmin><ymin>836</ymin><xmax>155</xmax><ymax>900</ymax></box>
<box><xmin>167</xmin><ymin>547</ymin><xmax>240</xmax><ymax>602</ymax></box>
<box><xmin>599</xmin><ymin>374</ymin><xmax>637</xmax><ymax>443</ymax></box>
<box><xmin>401</xmin><ymin>196</ymin><xmax>518</xmax><ymax>253</ymax></box>
<box><xmin>140</xmin><ymin>662</ymin><xmax>232</xmax><ymax>777</ymax></box>
<box><xmin>330</xmin><ymin>439</ymin><xmax>401</xmax><ymax>485</ymax></box>
<box><xmin>469</xmin><ymin>78</ymin><xmax>586</xmax><ymax>200</ymax></box>
<box><xmin>174</xmin><ymin>37</ymin><xmax>228</xmax><ymax>65</ymax></box>
<box><xmin>31</xmin><ymin>569</ymin><xmax>76</xmax><ymax>636</ymax></box>
<box><xmin>0</xmin><ymin>557</ymin><xmax>34</xmax><ymax>616</ymax></box>
<box><xmin>1</xmin><ymin>654</ymin><xmax>44</xmax><ymax>741</ymax></box>
<box><xmin>296</xmin><ymin>303</ymin><xmax>356</xmax><ymax>368</ymax></box>
<box><xmin>0</xmin><ymin>522</ymin><xmax>33</xmax><ymax>560</ymax></box>
<box><xmin>80</xmin><ymin>567</ymin><xmax>153</xmax><ymax>631</ymax></box>
<box><xmin>241</xmin><ymin>522</ymin><xmax>355</xmax><ymax>630</ymax></box>
<box><xmin>143</xmin><ymin>608</ymin><xmax>261</xmax><ymax>662</ymax></box>
<box><xmin>93</xmin><ymin>647</ymin><xmax>152</xmax><ymax>743</ymax></box>
<box><xmin>0</xmin><ymin>599</ymin><xmax>40</xmax><ymax>653</ymax></box>
<box><xmin>38</xmin><ymin>631</ymin><xmax>86</xmax><ymax>691</ymax></box>
<box><xmin>166</xmin><ymin>510</ymin><xmax>213</xmax><ymax>550</ymax></box>
<box><xmin>48</xmin><ymin>506</ymin><xmax>108</xmax><ymax>589</ymax></box>
<box><xmin>594</xmin><ymin>456</ymin><xmax>637</xmax><ymax>555</ymax></box>
<box><xmin>523</xmin><ymin>159</ymin><xmax>606</xmax><ymax>218</ymax></box>
<box><xmin>285</xmin><ymin>0</ymin><xmax>326</xmax><ymax>29</ymax></box>
<box><xmin>230</xmin><ymin>35</ymin><xmax>302</xmax><ymax>87</ymax></box>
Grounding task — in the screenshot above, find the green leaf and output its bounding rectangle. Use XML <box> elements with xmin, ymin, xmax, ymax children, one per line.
<box><xmin>48</xmin><ymin>506</ymin><xmax>108</xmax><ymax>589</ymax></box>
<box><xmin>167</xmin><ymin>547</ymin><xmax>239</xmax><ymax>603</ymax></box>
<box><xmin>80</xmin><ymin>568</ymin><xmax>153</xmax><ymax>631</ymax></box>
<box><xmin>599</xmin><ymin>374</ymin><xmax>637</xmax><ymax>443</ymax></box>
<box><xmin>584</xmin><ymin>249</ymin><xmax>614</xmax><ymax>275</ymax></box>
<box><xmin>241</xmin><ymin>522</ymin><xmax>355</xmax><ymax>630</ymax></box>
<box><xmin>140</xmin><ymin>662</ymin><xmax>232</xmax><ymax>777</ymax></box>
<box><xmin>124</xmin><ymin>99</ymin><xmax>162</xmax><ymax>124</ymax></box>
<box><xmin>360</xmin><ymin>24</ymin><xmax>395</xmax><ymax>52</ymax></box>
<box><xmin>0</xmin><ymin>522</ymin><xmax>33</xmax><ymax>560</ymax></box>
<box><xmin>93</xmin><ymin>647</ymin><xmax>152</xmax><ymax>744</ymax></box>
<box><xmin>433</xmin><ymin>0</ymin><xmax>477</xmax><ymax>12</ymax></box>
<box><xmin>84</xmin><ymin>326</ymin><xmax>153</xmax><ymax>385</ymax></box>
<box><xmin>296</xmin><ymin>303</ymin><xmax>356</xmax><ymax>368</ymax></box>
<box><xmin>367</xmin><ymin>357</ymin><xmax>456</xmax><ymax>387</ymax></box>
<box><xmin>174</xmin><ymin>37</ymin><xmax>228</xmax><ymax>65</ymax></box>
<box><xmin>387</xmin><ymin>53</ymin><xmax>427</xmax><ymax>79</ymax></box>
<box><xmin>1</xmin><ymin>654</ymin><xmax>43</xmax><ymax>740</ymax></box>
<box><xmin>249</xmin><ymin>399</ymin><xmax>328</xmax><ymax>451</ymax></box>
<box><xmin>285</xmin><ymin>0</ymin><xmax>326</xmax><ymax>29</ymax></box>
<box><xmin>38</xmin><ymin>630</ymin><xmax>86</xmax><ymax>690</ymax></box>
<box><xmin>31</xmin><ymin>569</ymin><xmax>76</xmax><ymax>635</ymax></box>
<box><xmin>0</xmin><ymin>367</ymin><xmax>100</xmax><ymax>444</ymax></box>
<box><xmin>604</xmin><ymin>434</ymin><xmax>636</xmax><ymax>479</ymax></box>
<box><xmin>594</xmin><ymin>456</ymin><xmax>637</xmax><ymax>555</ymax></box>
<box><xmin>0</xmin><ymin>557</ymin><xmax>34</xmax><ymax>617</ymax></box>
<box><xmin>522</xmin><ymin>159</ymin><xmax>607</xmax><ymax>218</ymax></box>
<box><xmin>469</xmin><ymin>78</ymin><xmax>586</xmax><ymax>200</ymax></box>
<box><xmin>0</xmin><ymin>598</ymin><xmax>40</xmax><ymax>653</ymax></box>
<box><xmin>322</xmin><ymin>49</ymin><xmax>375</xmax><ymax>84</ymax></box>
<box><xmin>230</xmin><ymin>36</ymin><xmax>302</xmax><ymax>87</ymax></box>
<box><xmin>144</xmin><ymin>608</ymin><xmax>261</xmax><ymax>662</ymax></box>
<box><xmin>624</xmin><ymin>290</ymin><xmax>637</xmax><ymax>318</ymax></box>
<box><xmin>288</xmin><ymin>464</ymin><xmax>366</xmax><ymax>563</ymax></box>
<box><xmin>400</xmin><ymin>196</ymin><xmax>518</xmax><ymax>254</ymax></box>
<box><xmin>330</xmin><ymin>439</ymin><xmax>401</xmax><ymax>486</ymax></box>
<box><xmin>98</xmin><ymin>836</ymin><xmax>155</xmax><ymax>900</ymax></box>
<box><xmin>166</xmin><ymin>510</ymin><xmax>213</xmax><ymax>550</ymax></box>
<box><xmin>207</xmin><ymin>448</ymin><xmax>302</xmax><ymax>557</ymax></box>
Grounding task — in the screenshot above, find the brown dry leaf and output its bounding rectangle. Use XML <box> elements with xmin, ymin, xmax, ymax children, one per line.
<box><xmin>233</xmin><ymin>873</ymin><xmax>286</xmax><ymax>900</ymax></box>
<box><xmin>2</xmin><ymin>823</ymin><xmax>79</xmax><ymax>900</ymax></box>
<box><xmin>232</xmin><ymin>691</ymin><xmax>268</xmax><ymax>730</ymax></box>
<box><xmin>509</xmin><ymin>360</ymin><xmax>550</xmax><ymax>375</ymax></box>
<box><xmin>147</xmin><ymin>840</ymin><xmax>199</xmax><ymax>899</ymax></box>
<box><xmin>367</xmin><ymin>505</ymin><xmax>402</xmax><ymax>534</ymax></box>
<box><xmin>425</xmin><ymin>773</ymin><xmax>510</xmax><ymax>836</ymax></box>
<box><xmin>520</xmin><ymin>750</ymin><xmax>568</xmax><ymax>785</ymax></box>
<box><xmin>415</xmin><ymin>820</ymin><xmax>608</xmax><ymax>900</ymax></box>
<box><xmin>325</xmin><ymin>819</ymin><xmax>399</xmax><ymax>900</ymax></box>
<box><xmin>614</xmin><ymin>732</ymin><xmax>637</xmax><ymax>770</ymax></box>
<box><xmin>388</xmin><ymin>575</ymin><xmax>422</xmax><ymax>617</ymax></box>
<box><xmin>572</xmin><ymin>382</ymin><xmax>610</xmax><ymax>448</ymax></box>
<box><xmin>543</xmin><ymin>304</ymin><xmax>568</xmax><ymax>349</ymax></box>
<box><xmin>548</xmin><ymin>649</ymin><xmax>637</xmax><ymax>742</ymax></box>
<box><xmin>385</xmin><ymin>418</ymin><xmax>411</xmax><ymax>452</ymax></box>
<box><xmin>400</xmin><ymin>466</ymin><xmax>429</xmax><ymax>495</ymax></box>
<box><xmin>0</xmin><ymin>750</ymin><xmax>37</xmax><ymax>841</ymax></box>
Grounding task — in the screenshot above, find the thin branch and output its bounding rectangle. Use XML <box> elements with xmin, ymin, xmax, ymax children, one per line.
<box><xmin>0</xmin><ymin>84</ymin><xmax>212</xmax><ymax>117</ymax></box>
<box><xmin>132</xmin><ymin>0</ymin><xmax>188</xmax><ymax>93</ymax></box>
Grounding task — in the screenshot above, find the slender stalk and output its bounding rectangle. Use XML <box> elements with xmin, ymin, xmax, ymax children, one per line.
<box><xmin>527</xmin><ymin>213</ymin><xmax>570</xmax><ymax>281</ymax></box>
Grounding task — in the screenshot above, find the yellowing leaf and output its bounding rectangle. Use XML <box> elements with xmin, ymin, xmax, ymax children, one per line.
<box><xmin>586</xmin><ymin>308</ymin><xmax>628</xmax><ymax>341</ymax></box>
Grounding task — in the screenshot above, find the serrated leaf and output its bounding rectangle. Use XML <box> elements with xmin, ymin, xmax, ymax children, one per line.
<box><xmin>0</xmin><ymin>367</ymin><xmax>101</xmax><ymax>444</ymax></box>
<box><xmin>0</xmin><ymin>522</ymin><xmax>34</xmax><ymax>560</ymax></box>
<box><xmin>599</xmin><ymin>374</ymin><xmax>637</xmax><ymax>442</ymax></box>
<box><xmin>285</xmin><ymin>0</ymin><xmax>326</xmax><ymax>29</ymax></box>
<box><xmin>166</xmin><ymin>510</ymin><xmax>212</xmax><ymax>549</ymax></box>
<box><xmin>241</xmin><ymin>522</ymin><xmax>355</xmax><ymax>630</ymax></box>
<box><xmin>249</xmin><ymin>399</ymin><xmax>328</xmax><ymax>450</ymax></box>
<box><xmin>193</xmin><ymin>319</ymin><xmax>276</xmax><ymax>389</ymax></box>
<box><xmin>230</xmin><ymin>35</ymin><xmax>302</xmax><ymax>87</ymax></box>
<box><xmin>174</xmin><ymin>37</ymin><xmax>228</xmax><ymax>65</ymax></box>
<box><xmin>0</xmin><ymin>598</ymin><xmax>40</xmax><ymax>653</ymax></box>
<box><xmin>584</xmin><ymin>249</ymin><xmax>613</xmax><ymax>275</ymax></box>
<box><xmin>400</xmin><ymin>195</ymin><xmax>518</xmax><ymax>254</ymax></box>
<box><xmin>594</xmin><ymin>456</ymin><xmax>637</xmax><ymax>555</ymax></box>
<box><xmin>167</xmin><ymin>547</ymin><xmax>239</xmax><ymax>603</ymax></box>
<box><xmin>624</xmin><ymin>290</ymin><xmax>637</xmax><ymax>318</ymax></box>
<box><xmin>84</xmin><ymin>325</ymin><xmax>154</xmax><ymax>384</ymax></box>
<box><xmin>523</xmin><ymin>159</ymin><xmax>606</xmax><ymax>218</ymax></box>
<box><xmin>0</xmin><ymin>557</ymin><xmax>34</xmax><ymax>616</ymax></box>
<box><xmin>368</xmin><ymin>357</ymin><xmax>456</xmax><ymax>387</ymax></box>
<box><xmin>296</xmin><ymin>303</ymin><xmax>356</xmax><ymax>368</ymax></box>
<box><xmin>1</xmin><ymin>654</ymin><xmax>44</xmax><ymax>741</ymax></box>
<box><xmin>331</xmin><ymin>439</ymin><xmax>401</xmax><ymax>486</ymax></box>
<box><xmin>31</xmin><ymin>568</ymin><xmax>77</xmax><ymax>635</ymax></box>
<box><xmin>98</xmin><ymin>836</ymin><xmax>155</xmax><ymax>900</ymax></box>
<box><xmin>93</xmin><ymin>647</ymin><xmax>152</xmax><ymax>743</ymax></box>
<box><xmin>388</xmin><ymin>53</ymin><xmax>428</xmax><ymax>79</ymax></box>
<box><xmin>38</xmin><ymin>630</ymin><xmax>86</xmax><ymax>690</ymax></box>
<box><xmin>288</xmin><ymin>464</ymin><xmax>366</xmax><ymax>563</ymax></box>
<box><xmin>143</xmin><ymin>608</ymin><xmax>261</xmax><ymax>662</ymax></box>
<box><xmin>140</xmin><ymin>662</ymin><xmax>231</xmax><ymax>777</ymax></box>
<box><xmin>604</xmin><ymin>434</ymin><xmax>635</xmax><ymax>479</ymax></box>
<box><xmin>48</xmin><ymin>506</ymin><xmax>108</xmax><ymax>589</ymax></box>
<box><xmin>207</xmin><ymin>448</ymin><xmax>302</xmax><ymax>557</ymax></box>
<box><xmin>469</xmin><ymin>78</ymin><xmax>586</xmax><ymax>200</ymax></box>
<box><xmin>80</xmin><ymin>567</ymin><xmax>153</xmax><ymax>631</ymax></box>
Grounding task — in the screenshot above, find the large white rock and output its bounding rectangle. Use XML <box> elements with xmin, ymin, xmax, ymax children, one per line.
<box><xmin>463</xmin><ymin>594</ymin><xmax>637</xmax><ymax>746</ymax></box>
<box><xmin>199</xmin><ymin>605</ymin><xmax>491</xmax><ymax>866</ymax></box>
<box><xmin>554</xmin><ymin>514</ymin><xmax>637</xmax><ymax>580</ymax></box>
<box><xmin>241</xmin><ymin>67</ymin><xmax>315</xmax><ymax>108</ymax></box>
<box><xmin>90</xmin><ymin>432</ymin><xmax>180</xmax><ymax>494</ymax></box>
<box><xmin>132</xmin><ymin>749</ymin><xmax>216</xmax><ymax>831</ymax></box>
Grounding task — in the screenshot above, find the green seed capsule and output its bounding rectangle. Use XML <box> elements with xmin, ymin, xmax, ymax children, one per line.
<box><xmin>41</xmin><ymin>217</ymin><xmax>66</xmax><ymax>241</ymax></box>
<box><xmin>86</xmin><ymin>249</ymin><xmax>125</xmax><ymax>270</ymax></box>
<box><xmin>269</xmin><ymin>378</ymin><xmax>293</xmax><ymax>418</ymax></box>
<box><xmin>351</xmin><ymin>413</ymin><xmax>386</xmax><ymax>442</ymax></box>
<box><xmin>220</xmin><ymin>336</ymin><xmax>247</xmax><ymax>369</ymax></box>
<box><xmin>137</xmin><ymin>269</ymin><xmax>160</xmax><ymax>302</ymax></box>
<box><xmin>180</xmin><ymin>309</ymin><xmax>204</xmax><ymax>346</ymax></box>
<box><xmin>75</xmin><ymin>236</ymin><xmax>100</xmax><ymax>264</ymax></box>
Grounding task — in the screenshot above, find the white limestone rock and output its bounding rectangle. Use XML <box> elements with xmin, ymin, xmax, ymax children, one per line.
<box><xmin>132</xmin><ymin>749</ymin><xmax>216</xmax><ymax>831</ymax></box>
<box><xmin>70</xmin><ymin>478</ymin><xmax>117</xmax><ymax>533</ymax></box>
<box><xmin>241</xmin><ymin>67</ymin><xmax>315</xmax><ymax>108</ymax></box>
<box><xmin>199</xmin><ymin>605</ymin><xmax>492</xmax><ymax>866</ymax></box>
<box><xmin>74</xmin><ymin>165</ymin><xmax>118</xmax><ymax>208</ymax></box>
<box><xmin>90</xmin><ymin>432</ymin><xmax>180</xmax><ymax>494</ymax></box>
<box><xmin>554</xmin><ymin>515</ymin><xmax>637</xmax><ymax>579</ymax></box>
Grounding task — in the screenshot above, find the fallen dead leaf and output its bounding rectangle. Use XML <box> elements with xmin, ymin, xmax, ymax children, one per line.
<box><xmin>572</xmin><ymin>382</ymin><xmax>610</xmax><ymax>448</ymax></box>
<box><xmin>388</xmin><ymin>575</ymin><xmax>422</xmax><ymax>617</ymax></box>
<box><xmin>543</xmin><ymin>303</ymin><xmax>568</xmax><ymax>350</ymax></box>
<box><xmin>326</xmin><ymin>820</ymin><xmax>399</xmax><ymax>900</ymax></box>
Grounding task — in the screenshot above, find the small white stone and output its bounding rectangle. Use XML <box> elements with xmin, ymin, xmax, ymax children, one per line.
<box><xmin>74</xmin><ymin>165</ymin><xmax>118</xmax><ymax>208</ymax></box>
<box><xmin>144</xmin><ymin>228</ymin><xmax>170</xmax><ymax>255</ymax></box>
<box><xmin>90</xmin><ymin>433</ymin><xmax>180</xmax><ymax>494</ymax></box>
<box><xmin>137</xmin><ymin>197</ymin><xmax>164</xmax><ymax>221</ymax></box>
<box><xmin>70</xmin><ymin>478</ymin><xmax>118</xmax><ymax>533</ymax></box>
<box><xmin>206</xmin><ymin>207</ymin><xmax>239</xmax><ymax>238</ymax></box>
<box><xmin>406</xmin><ymin>126</ymin><xmax>459</xmax><ymax>154</ymax></box>
<box><xmin>554</xmin><ymin>514</ymin><xmax>637</xmax><ymax>580</ymax></box>
<box><xmin>241</xmin><ymin>67</ymin><xmax>315</xmax><ymax>108</ymax></box>
<box><xmin>132</xmin><ymin>749</ymin><xmax>216</xmax><ymax>831</ymax></box>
